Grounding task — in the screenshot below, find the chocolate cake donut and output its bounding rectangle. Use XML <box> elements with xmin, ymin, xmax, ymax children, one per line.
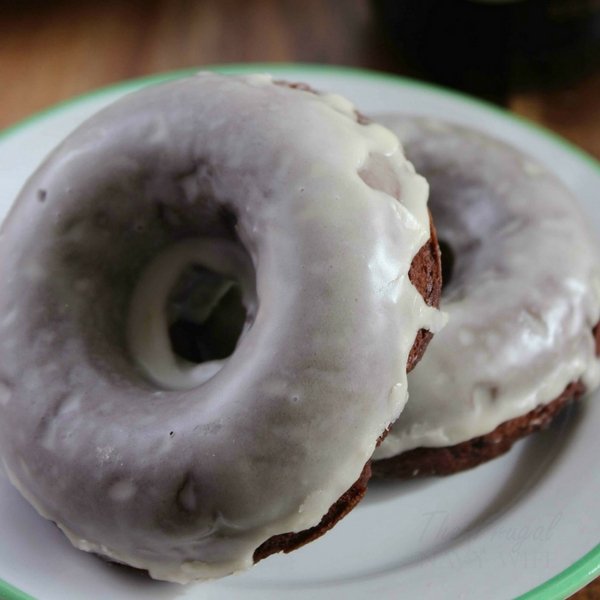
<box><xmin>373</xmin><ymin>117</ymin><xmax>600</xmax><ymax>478</ymax></box>
<box><xmin>0</xmin><ymin>74</ymin><xmax>443</xmax><ymax>581</ymax></box>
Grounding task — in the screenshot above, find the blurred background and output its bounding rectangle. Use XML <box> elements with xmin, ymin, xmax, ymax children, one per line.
<box><xmin>1</xmin><ymin>0</ymin><xmax>600</xmax><ymax>159</ymax></box>
<box><xmin>1</xmin><ymin>0</ymin><xmax>599</xmax><ymax>597</ymax></box>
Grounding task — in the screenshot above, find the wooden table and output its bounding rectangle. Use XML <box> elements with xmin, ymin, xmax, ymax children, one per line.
<box><xmin>1</xmin><ymin>1</ymin><xmax>599</xmax><ymax>597</ymax></box>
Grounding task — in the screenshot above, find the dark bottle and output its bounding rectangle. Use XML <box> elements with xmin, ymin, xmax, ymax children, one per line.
<box><xmin>372</xmin><ymin>0</ymin><xmax>600</xmax><ymax>100</ymax></box>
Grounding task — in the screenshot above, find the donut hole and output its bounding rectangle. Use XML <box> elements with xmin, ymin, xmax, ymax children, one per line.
<box><xmin>167</xmin><ymin>266</ymin><xmax>247</xmax><ymax>364</ymax></box>
<box><xmin>438</xmin><ymin>239</ymin><xmax>455</xmax><ymax>290</ymax></box>
<box><xmin>127</xmin><ymin>238</ymin><xmax>257</xmax><ymax>390</ymax></box>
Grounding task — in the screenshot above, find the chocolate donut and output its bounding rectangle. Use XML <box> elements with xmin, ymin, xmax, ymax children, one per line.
<box><xmin>373</xmin><ymin>117</ymin><xmax>600</xmax><ymax>477</ymax></box>
<box><xmin>0</xmin><ymin>75</ymin><xmax>443</xmax><ymax>581</ymax></box>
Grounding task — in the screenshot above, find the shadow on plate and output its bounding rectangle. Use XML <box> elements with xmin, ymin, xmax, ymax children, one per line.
<box><xmin>363</xmin><ymin>399</ymin><xmax>584</xmax><ymax>561</ymax></box>
<box><xmin>96</xmin><ymin>558</ymin><xmax>183</xmax><ymax>597</ymax></box>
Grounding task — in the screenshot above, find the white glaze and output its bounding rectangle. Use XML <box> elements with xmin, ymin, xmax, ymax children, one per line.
<box><xmin>0</xmin><ymin>75</ymin><xmax>440</xmax><ymax>582</ymax></box>
<box><xmin>374</xmin><ymin>117</ymin><xmax>600</xmax><ymax>460</ymax></box>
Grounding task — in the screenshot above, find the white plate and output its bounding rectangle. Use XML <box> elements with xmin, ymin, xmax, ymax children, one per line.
<box><xmin>0</xmin><ymin>65</ymin><xmax>599</xmax><ymax>600</ymax></box>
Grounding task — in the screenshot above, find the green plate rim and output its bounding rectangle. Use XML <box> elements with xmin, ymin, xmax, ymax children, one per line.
<box><xmin>0</xmin><ymin>62</ymin><xmax>598</xmax><ymax>600</ymax></box>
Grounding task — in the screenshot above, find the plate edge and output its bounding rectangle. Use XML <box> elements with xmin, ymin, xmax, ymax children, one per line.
<box><xmin>0</xmin><ymin>62</ymin><xmax>599</xmax><ymax>600</ymax></box>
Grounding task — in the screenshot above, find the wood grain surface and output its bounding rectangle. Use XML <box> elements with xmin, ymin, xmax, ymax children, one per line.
<box><xmin>1</xmin><ymin>0</ymin><xmax>599</xmax><ymax>597</ymax></box>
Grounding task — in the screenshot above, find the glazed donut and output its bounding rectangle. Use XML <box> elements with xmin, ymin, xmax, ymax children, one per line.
<box><xmin>373</xmin><ymin>117</ymin><xmax>600</xmax><ymax>477</ymax></box>
<box><xmin>0</xmin><ymin>74</ymin><xmax>443</xmax><ymax>581</ymax></box>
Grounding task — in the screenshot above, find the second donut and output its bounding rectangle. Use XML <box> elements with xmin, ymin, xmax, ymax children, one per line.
<box><xmin>373</xmin><ymin>116</ymin><xmax>600</xmax><ymax>477</ymax></box>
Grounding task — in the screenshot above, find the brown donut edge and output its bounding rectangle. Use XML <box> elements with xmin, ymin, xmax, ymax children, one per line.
<box><xmin>406</xmin><ymin>215</ymin><xmax>442</xmax><ymax>372</ymax></box>
<box><xmin>371</xmin><ymin>324</ymin><xmax>600</xmax><ymax>479</ymax></box>
<box><xmin>253</xmin><ymin>217</ymin><xmax>443</xmax><ymax>562</ymax></box>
